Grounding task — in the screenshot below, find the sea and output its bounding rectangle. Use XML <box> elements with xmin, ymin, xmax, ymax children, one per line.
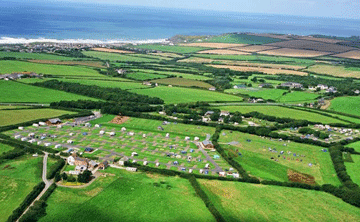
<box><xmin>0</xmin><ymin>0</ymin><xmax>359</xmax><ymax>44</ymax></box>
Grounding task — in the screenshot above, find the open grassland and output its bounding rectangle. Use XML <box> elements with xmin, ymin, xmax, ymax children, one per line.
<box><xmin>293</xmin><ymin>107</ymin><xmax>360</xmax><ymax>124</ymax></box>
<box><xmin>278</xmin><ymin>91</ymin><xmax>319</xmax><ymax>103</ymax></box>
<box><xmin>126</xmin><ymin>72</ymin><xmax>168</xmax><ymax>80</ymax></box>
<box><xmin>306</xmin><ymin>64</ymin><xmax>360</xmax><ymax>78</ymax></box>
<box><xmin>56</xmin><ymin>78</ymin><xmax>149</xmax><ymax>90</ymax></box>
<box><xmin>0</xmin><ymin>60</ymin><xmax>104</xmax><ymax>77</ymax></box>
<box><xmin>329</xmin><ymin>96</ymin><xmax>360</xmax><ymax>117</ymax></box>
<box><xmin>28</xmin><ymin>60</ymin><xmax>105</xmax><ymax>68</ymax></box>
<box><xmin>195</xmin><ymin>54</ymin><xmax>316</xmax><ymax>66</ymax></box>
<box><xmin>40</xmin><ymin>169</ymin><xmax>215</xmax><ymax>222</ymax></box>
<box><xmin>332</xmin><ymin>50</ymin><xmax>360</xmax><ymax>60</ymax></box>
<box><xmin>0</xmin><ymin>143</ymin><xmax>14</xmax><ymax>155</ymax></box>
<box><xmin>0</xmin><ymin>108</ymin><xmax>76</xmax><ymax>126</ymax></box>
<box><xmin>210</xmin><ymin>64</ymin><xmax>308</xmax><ymax>76</ymax></box>
<box><xmin>345</xmin><ymin>155</ymin><xmax>360</xmax><ymax>185</ymax></box>
<box><xmin>131</xmin><ymin>44</ymin><xmax>208</xmax><ymax>53</ymax></box>
<box><xmin>219</xmin><ymin>130</ymin><xmax>340</xmax><ymax>185</ymax></box>
<box><xmin>0</xmin><ymin>155</ymin><xmax>42</xmax><ymax>222</ymax></box>
<box><xmin>206</xmin><ymin>33</ymin><xmax>282</xmax><ymax>44</ymax></box>
<box><xmin>0</xmin><ymin>81</ymin><xmax>98</xmax><ymax>103</ymax></box>
<box><xmin>216</xmin><ymin>105</ymin><xmax>347</xmax><ymax>124</ymax></box>
<box><xmin>258</xmin><ymin>48</ymin><xmax>330</xmax><ymax>58</ymax></box>
<box><xmin>149</xmin><ymin>52</ymin><xmax>185</xmax><ymax>58</ymax></box>
<box><xmin>83</xmin><ymin>51</ymin><xmax>160</xmax><ymax>62</ymax></box>
<box><xmin>91</xmin><ymin>48</ymin><xmax>134</xmax><ymax>54</ymax></box>
<box><xmin>131</xmin><ymin>68</ymin><xmax>212</xmax><ymax>80</ymax></box>
<box><xmin>231</xmin><ymin>45</ymin><xmax>278</xmax><ymax>52</ymax></box>
<box><xmin>198</xmin><ymin>49</ymin><xmax>250</xmax><ymax>55</ymax></box>
<box><xmin>225</xmin><ymin>88</ymin><xmax>287</xmax><ymax>100</ymax></box>
<box><xmin>266</xmin><ymin>40</ymin><xmax>356</xmax><ymax>53</ymax></box>
<box><xmin>0</xmin><ymin>105</ymin><xmax>28</xmax><ymax>110</ymax></box>
<box><xmin>0</xmin><ymin>51</ymin><xmax>78</xmax><ymax>60</ymax></box>
<box><xmin>200</xmin><ymin>180</ymin><xmax>360</xmax><ymax>222</ymax></box>
<box><xmin>346</xmin><ymin>141</ymin><xmax>360</xmax><ymax>153</ymax></box>
<box><xmin>130</xmin><ymin>86</ymin><xmax>242</xmax><ymax>104</ymax></box>
<box><xmin>151</xmin><ymin>77</ymin><xmax>213</xmax><ymax>88</ymax></box>
<box><xmin>180</xmin><ymin>42</ymin><xmax>247</xmax><ymax>48</ymax></box>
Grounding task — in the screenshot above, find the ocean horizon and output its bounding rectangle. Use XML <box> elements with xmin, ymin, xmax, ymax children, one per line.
<box><xmin>1</xmin><ymin>0</ymin><xmax>359</xmax><ymax>44</ymax></box>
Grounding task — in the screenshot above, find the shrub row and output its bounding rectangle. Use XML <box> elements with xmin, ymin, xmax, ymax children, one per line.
<box><xmin>7</xmin><ymin>182</ymin><xmax>45</xmax><ymax>222</ymax></box>
<box><xmin>47</xmin><ymin>159</ymin><xmax>65</xmax><ymax>180</ymax></box>
<box><xmin>0</xmin><ymin>134</ymin><xmax>57</xmax><ymax>154</ymax></box>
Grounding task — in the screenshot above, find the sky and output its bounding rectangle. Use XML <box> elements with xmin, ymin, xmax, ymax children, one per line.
<box><xmin>54</xmin><ymin>0</ymin><xmax>360</xmax><ymax>20</ymax></box>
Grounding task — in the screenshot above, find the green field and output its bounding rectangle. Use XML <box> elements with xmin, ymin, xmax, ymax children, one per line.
<box><xmin>194</xmin><ymin>54</ymin><xmax>316</xmax><ymax>66</ymax></box>
<box><xmin>83</xmin><ymin>51</ymin><xmax>160</xmax><ymax>62</ymax></box>
<box><xmin>206</xmin><ymin>33</ymin><xmax>283</xmax><ymax>44</ymax></box>
<box><xmin>329</xmin><ymin>96</ymin><xmax>360</xmax><ymax>117</ymax></box>
<box><xmin>345</xmin><ymin>155</ymin><xmax>360</xmax><ymax>186</ymax></box>
<box><xmin>200</xmin><ymin>179</ymin><xmax>360</xmax><ymax>222</ymax></box>
<box><xmin>0</xmin><ymin>105</ymin><xmax>28</xmax><ymax>110</ymax></box>
<box><xmin>0</xmin><ymin>81</ymin><xmax>98</xmax><ymax>103</ymax></box>
<box><xmin>219</xmin><ymin>130</ymin><xmax>340</xmax><ymax>185</ymax></box>
<box><xmin>225</xmin><ymin>88</ymin><xmax>287</xmax><ymax>100</ymax></box>
<box><xmin>40</xmin><ymin>169</ymin><xmax>215</xmax><ymax>222</ymax></box>
<box><xmin>152</xmin><ymin>77</ymin><xmax>213</xmax><ymax>88</ymax></box>
<box><xmin>215</xmin><ymin>105</ymin><xmax>347</xmax><ymax>124</ymax></box>
<box><xmin>131</xmin><ymin>44</ymin><xmax>208</xmax><ymax>53</ymax></box>
<box><xmin>131</xmin><ymin>86</ymin><xmax>242</xmax><ymax>104</ymax></box>
<box><xmin>0</xmin><ymin>51</ymin><xmax>78</xmax><ymax>61</ymax></box>
<box><xmin>126</xmin><ymin>72</ymin><xmax>168</xmax><ymax>80</ymax></box>
<box><xmin>130</xmin><ymin>69</ymin><xmax>213</xmax><ymax>80</ymax></box>
<box><xmin>0</xmin><ymin>155</ymin><xmax>42</xmax><ymax>222</ymax></box>
<box><xmin>0</xmin><ymin>60</ymin><xmax>103</xmax><ymax>77</ymax></box>
<box><xmin>279</xmin><ymin>91</ymin><xmax>319</xmax><ymax>103</ymax></box>
<box><xmin>346</xmin><ymin>141</ymin><xmax>360</xmax><ymax>153</ymax></box>
<box><xmin>0</xmin><ymin>108</ymin><xmax>76</xmax><ymax>126</ymax></box>
<box><xmin>0</xmin><ymin>143</ymin><xmax>14</xmax><ymax>155</ymax></box>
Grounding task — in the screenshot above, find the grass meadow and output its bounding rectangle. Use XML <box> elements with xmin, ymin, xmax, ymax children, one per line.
<box><xmin>130</xmin><ymin>86</ymin><xmax>242</xmax><ymax>104</ymax></box>
<box><xmin>152</xmin><ymin>77</ymin><xmax>213</xmax><ymax>88</ymax></box>
<box><xmin>0</xmin><ymin>51</ymin><xmax>78</xmax><ymax>61</ymax></box>
<box><xmin>51</xmin><ymin>78</ymin><xmax>149</xmax><ymax>90</ymax></box>
<box><xmin>219</xmin><ymin>130</ymin><xmax>340</xmax><ymax>185</ymax></box>
<box><xmin>0</xmin><ymin>108</ymin><xmax>76</xmax><ymax>126</ymax></box>
<box><xmin>131</xmin><ymin>44</ymin><xmax>208</xmax><ymax>53</ymax></box>
<box><xmin>0</xmin><ymin>81</ymin><xmax>98</xmax><ymax>103</ymax></box>
<box><xmin>345</xmin><ymin>155</ymin><xmax>360</xmax><ymax>186</ymax></box>
<box><xmin>329</xmin><ymin>96</ymin><xmax>360</xmax><ymax>117</ymax></box>
<box><xmin>83</xmin><ymin>51</ymin><xmax>161</xmax><ymax>62</ymax></box>
<box><xmin>200</xmin><ymin>179</ymin><xmax>360</xmax><ymax>222</ymax></box>
<box><xmin>0</xmin><ymin>60</ymin><xmax>103</xmax><ymax>77</ymax></box>
<box><xmin>216</xmin><ymin>105</ymin><xmax>347</xmax><ymax>124</ymax></box>
<box><xmin>0</xmin><ymin>155</ymin><xmax>42</xmax><ymax>222</ymax></box>
<box><xmin>40</xmin><ymin>169</ymin><xmax>216</xmax><ymax>222</ymax></box>
<box><xmin>126</xmin><ymin>72</ymin><xmax>168</xmax><ymax>80</ymax></box>
<box><xmin>0</xmin><ymin>143</ymin><xmax>14</xmax><ymax>155</ymax></box>
<box><xmin>206</xmin><ymin>33</ymin><xmax>282</xmax><ymax>45</ymax></box>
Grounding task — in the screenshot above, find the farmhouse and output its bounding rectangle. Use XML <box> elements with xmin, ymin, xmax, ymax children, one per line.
<box><xmin>67</xmin><ymin>154</ymin><xmax>90</xmax><ymax>166</ymax></box>
<box><xmin>280</xmin><ymin>82</ymin><xmax>303</xmax><ymax>89</ymax></box>
<box><xmin>200</xmin><ymin>140</ymin><xmax>215</xmax><ymax>149</ymax></box>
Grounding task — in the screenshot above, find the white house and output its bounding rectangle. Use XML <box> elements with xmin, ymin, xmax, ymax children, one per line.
<box><xmin>317</xmin><ymin>84</ymin><xmax>328</xmax><ymax>90</ymax></box>
<box><xmin>85</xmin><ymin>123</ymin><xmax>91</xmax><ymax>127</ymax></box>
<box><xmin>209</xmin><ymin>87</ymin><xmax>216</xmax><ymax>91</ymax></box>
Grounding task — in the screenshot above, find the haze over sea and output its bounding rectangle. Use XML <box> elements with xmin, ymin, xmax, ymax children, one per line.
<box><xmin>1</xmin><ymin>0</ymin><xmax>359</xmax><ymax>44</ymax></box>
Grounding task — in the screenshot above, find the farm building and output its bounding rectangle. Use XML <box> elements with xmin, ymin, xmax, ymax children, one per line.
<box><xmin>155</xmin><ymin>162</ymin><xmax>160</xmax><ymax>167</ymax></box>
<box><xmin>89</xmin><ymin>160</ymin><xmax>98</xmax><ymax>169</ymax></box>
<box><xmin>28</xmin><ymin>133</ymin><xmax>35</xmax><ymax>137</ymax></box>
<box><xmin>157</xmin><ymin>126</ymin><xmax>164</xmax><ymax>131</ymax></box>
<box><xmin>189</xmin><ymin>169</ymin><xmax>193</xmax><ymax>173</ymax></box>
<box><xmin>200</xmin><ymin>140</ymin><xmax>214</xmax><ymax>149</ymax></box>
<box><xmin>28</xmin><ymin>139</ymin><xmax>36</xmax><ymax>143</ymax></box>
<box><xmin>280</xmin><ymin>82</ymin><xmax>303</xmax><ymax>89</ymax></box>
<box><xmin>98</xmin><ymin>161</ymin><xmax>109</xmax><ymax>170</ymax></box>
<box><xmin>68</xmin><ymin>171</ymin><xmax>80</xmax><ymax>175</ymax></box>
<box><xmin>57</xmin><ymin>125</ymin><xmax>62</xmax><ymax>129</ymax></box>
<box><xmin>259</xmin><ymin>83</ymin><xmax>273</xmax><ymax>88</ymax></box>
<box><xmin>204</xmin><ymin>111</ymin><xmax>214</xmax><ymax>116</ymax></box>
<box><xmin>219</xmin><ymin>172</ymin><xmax>226</xmax><ymax>177</ymax></box>
<box><xmin>205</xmin><ymin>163</ymin><xmax>210</xmax><ymax>169</ymax></box>
<box><xmin>143</xmin><ymin>161</ymin><xmax>148</xmax><ymax>166</ymax></box>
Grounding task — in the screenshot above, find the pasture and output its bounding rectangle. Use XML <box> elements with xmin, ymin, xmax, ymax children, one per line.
<box><xmin>329</xmin><ymin>96</ymin><xmax>360</xmax><ymax>117</ymax></box>
<box><xmin>180</xmin><ymin>42</ymin><xmax>247</xmax><ymax>48</ymax></box>
<box><xmin>40</xmin><ymin>169</ymin><xmax>216</xmax><ymax>222</ymax></box>
<box><xmin>225</xmin><ymin>88</ymin><xmax>287</xmax><ymax>100</ymax></box>
<box><xmin>200</xmin><ymin>179</ymin><xmax>360</xmax><ymax>222</ymax></box>
<box><xmin>0</xmin><ymin>155</ymin><xmax>42</xmax><ymax>222</ymax></box>
<box><xmin>345</xmin><ymin>155</ymin><xmax>360</xmax><ymax>185</ymax></box>
<box><xmin>214</xmin><ymin>105</ymin><xmax>347</xmax><ymax>124</ymax></box>
<box><xmin>131</xmin><ymin>69</ymin><xmax>212</xmax><ymax>80</ymax></box>
<box><xmin>126</xmin><ymin>72</ymin><xmax>168</xmax><ymax>80</ymax></box>
<box><xmin>206</xmin><ymin>33</ymin><xmax>282</xmax><ymax>44</ymax></box>
<box><xmin>0</xmin><ymin>143</ymin><xmax>14</xmax><ymax>155</ymax></box>
<box><xmin>131</xmin><ymin>44</ymin><xmax>207</xmax><ymax>53</ymax></box>
<box><xmin>210</xmin><ymin>64</ymin><xmax>308</xmax><ymax>76</ymax></box>
<box><xmin>56</xmin><ymin>78</ymin><xmax>149</xmax><ymax>90</ymax></box>
<box><xmin>0</xmin><ymin>51</ymin><xmax>77</xmax><ymax>61</ymax></box>
<box><xmin>0</xmin><ymin>81</ymin><xmax>98</xmax><ymax>103</ymax></box>
<box><xmin>130</xmin><ymin>86</ymin><xmax>243</xmax><ymax>103</ymax></box>
<box><xmin>28</xmin><ymin>60</ymin><xmax>105</xmax><ymax>68</ymax></box>
<box><xmin>306</xmin><ymin>64</ymin><xmax>360</xmax><ymax>78</ymax></box>
<box><xmin>0</xmin><ymin>108</ymin><xmax>76</xmax><ymax>126</ymax></box>
<box><xmin>198</xmin><ymin>49</ymin><xmax>250</xmax><ymax>55</ymax></box>
<box><xmin>230</xmin><ymin>45</ymin><xmax>278</xmax><ymax>52</ymax></box>
<box><xmin>151</xmin><ymin>77</ymin><xmax>213</xmax><ymax>88</ymax></box>
<box><xmin>346</xmin><ymin>141</ymin><xmax>360</xmax><ymax>153</ymax></box>
<box><xmin>219</xmin><ymin>130</ymin><xmax>340</xmax><ymax>185</ymax></box>
<box><xmin>83</xmin><ymin>51</ymin><xmax>160</xmax><ymax>62</ymax></box>
<box><xmin>258</xmin><ymin>48</ymin><xmax>330</xmax><ymax>58</ymax></box>
<box><xmin>0</xmin><ymin>60</ymin><xmax>104</xmax><ymax>78</ymax></box>
<box><xmin>91</xmin><ymin>48</ymin><xmax>134</xmax><ymax>54</ymax></box>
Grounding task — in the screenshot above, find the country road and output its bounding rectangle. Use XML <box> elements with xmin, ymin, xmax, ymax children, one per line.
<box><xmin>17</xmin><ymin>152</ymin><xmax>53</xmax><ymax>222</ymax></box>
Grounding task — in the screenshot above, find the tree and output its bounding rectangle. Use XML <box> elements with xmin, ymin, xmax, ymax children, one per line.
<box><xmin>61</xmin><ymin>172</ymin><xmax>68</xmax><ymax>181</ymax></box>
<box><xmin>77</xmin><ymin>170</ymin><xmax>92</xmax><ymax>183</ymax></box>
<box><xmin>54</xmin><ymin>172</ymin><xmax>61</xmax><ymax>182</ymax></box>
